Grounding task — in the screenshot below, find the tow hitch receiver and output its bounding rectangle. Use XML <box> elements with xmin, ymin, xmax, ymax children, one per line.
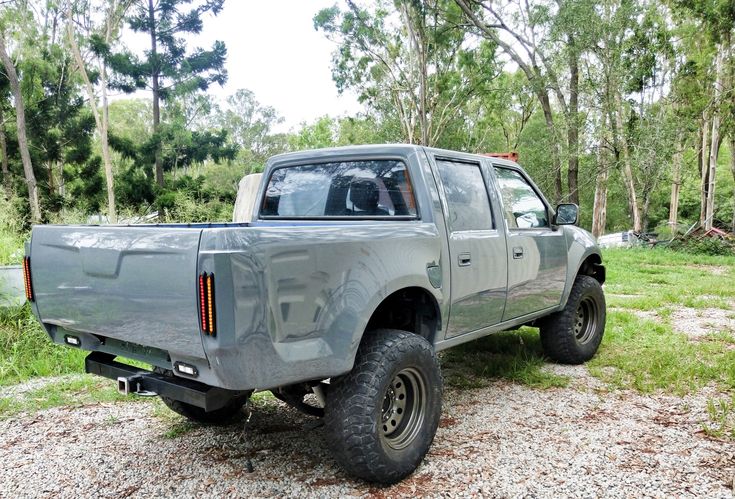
<box><xmin>117</xmin><ymin>375</ymin><xmax>156</xmax><ymax>397</ymax></box>
<box><xmin>85</xmin><ymin>352</ymin><xmax>244</xmax><ymax>412</ymax></box>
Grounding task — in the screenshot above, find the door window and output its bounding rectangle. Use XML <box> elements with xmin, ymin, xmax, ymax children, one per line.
<box><xmin>436</xmin><ymin>159</ymin><xmax>493</xmax><ymax>231</ymax></box>
<box><xmin>493</xmin><ymin>167</ymin><xmax>549</xmax><ymax>229</ymax></box>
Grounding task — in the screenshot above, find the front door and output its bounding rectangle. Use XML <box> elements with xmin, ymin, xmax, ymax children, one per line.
<box><xmin>434</xmin><ymin>158</ymin><xmax>508</xmax><ymax>338</ymax></box>
<box><xmin>492</xmin><ymin>166</ymin><xmax>567</xmax><ymax>321</ymax></box>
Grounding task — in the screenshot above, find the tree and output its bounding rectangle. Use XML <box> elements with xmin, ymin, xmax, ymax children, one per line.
<box><xmin>215</xmin><ymin>89</ymin><xmax>285</xmax><ymax>161</ymax></box>
<box><xmin>107</xmin><ymin>0</ymin><xmax>227</xmax><ymax>186</ymax></box>
<box><xmin>0</xmin><ymin>82</ymin><xmax>10</xmax><ymax>198</ymax></box>
<box><xmin>0</xmin><ymin>30</ymin><xmax>41</xmax><ymax>221</ymax></box>
<box><xmin>315</xmin><ymin>0</ymin><xmax>498</xmax><ymax>148</ymax></box>
<box><xmin>67</xmin><ymin>0</ymin><xmax>133</xmax><ymax>223</ymax></box>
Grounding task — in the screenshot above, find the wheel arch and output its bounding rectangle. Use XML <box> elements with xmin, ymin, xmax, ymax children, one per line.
<box><xmin>558</xmin><ymin>247</ymin><xmax>606</xmax><ymax>311</ymax></box>
<box><xmin>363</xmin><ymin>286</ymin><xmax>443</xmax><ymax>345</ymax></box>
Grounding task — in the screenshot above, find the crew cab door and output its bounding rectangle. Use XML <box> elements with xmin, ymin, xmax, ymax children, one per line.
<box><xmin>491</xmin><ymin>165</ymin><xmax>567</xmax><ymax>321</ymax></box>
<box><xmin>433</xmin><ymin>157</ymin><xmax>508</xmax><ymax>338</ymax></box>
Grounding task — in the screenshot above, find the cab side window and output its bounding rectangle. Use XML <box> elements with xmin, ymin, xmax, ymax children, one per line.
<box><xmin>493</xmin><ymin>167</ymin><xmax>549</xmax><ymax>229</ymax></box>
<box><xmin>436</xmin><ymin>159</ymin><xmax>493</xmax><ymax>231</ymax></box>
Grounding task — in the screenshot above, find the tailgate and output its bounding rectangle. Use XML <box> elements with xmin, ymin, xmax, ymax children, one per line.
<box><xmin>30</xmin><ymin>225</ymin><xmax>206</xmax><ymax>359</ymax></box>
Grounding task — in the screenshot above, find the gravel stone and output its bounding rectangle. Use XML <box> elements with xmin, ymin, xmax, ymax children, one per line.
<box><xmin>1</xmin><ymin>368</ymin><xmax>733</xmax><ymax>498</ymax></box>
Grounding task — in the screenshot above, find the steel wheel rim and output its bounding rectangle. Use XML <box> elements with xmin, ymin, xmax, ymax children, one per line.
<box><xmin>574</xmin><ymin>296</ymin><xmax>598</xmax><ymax>344</ymax></box>
<box><xmin>379</xmin><ymin>367</ymin><xmax>427</xmax><ymax>451</ymax></box>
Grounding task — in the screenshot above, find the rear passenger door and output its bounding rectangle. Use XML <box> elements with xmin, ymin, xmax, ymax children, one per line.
<box><xmin>491</xmin><ymin>165</ymin><xmax>567</xmax><ymax>321</ymax></box>
<box><xmin>434</xmin><ymin>158</ymin><xmax>508</xmax><ymax>338</ymax></box>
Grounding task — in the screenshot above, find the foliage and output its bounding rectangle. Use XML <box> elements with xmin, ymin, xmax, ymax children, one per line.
<box><xmin>105</xmin><ymin>0</ymin><xmax>227</xmax><ymax>99</ymax></box>
<box><xmin>668</xmin><ymin>236</ymin><xmax>735</xmax><ymax>256</ymax></box>
<box><xmin>315</xmin><ymin>0</ymin><xmax>500</xmax><ymax>146</ymax></box>
<box><xmin>0</xmin><ymin>305</ymin><xmax>87</xmax><ymax>386</ymax></box>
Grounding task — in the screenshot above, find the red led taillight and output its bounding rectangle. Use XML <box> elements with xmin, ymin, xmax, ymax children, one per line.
<box><xmin>22</xmin><ymin>256</ymin><xmax>34</xmax><ymax>302</ymax></box>
<box><xmin>198</xmin><ymin>272</ymin><xmax>216</xmax><ymax>336</ymax></box>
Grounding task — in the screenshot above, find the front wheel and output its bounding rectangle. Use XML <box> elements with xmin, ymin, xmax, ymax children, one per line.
<box><xmin>325</xmin><ymin>329</ymin><xmax>443</xmax><ymax>484</ymax></box>
<box><xmin>540</xmin><ymin>275</ymin><xmax>606</xmax><ymax>364</ymax></box>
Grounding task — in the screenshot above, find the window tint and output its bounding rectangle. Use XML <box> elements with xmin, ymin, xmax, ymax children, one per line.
<box><xmin>261</xmin><ymin>160</ymin><xmax>417</xmax><ymax>218</ymax></box>
<box><xmin>436</xmin><ymin>160</ymin><xmax>493</xmax><ymax>231</ymax></box>
<box><xmin>493</xmin><ymin>167</ymin><xmax>549</xmax><ymax>228</ymax></box>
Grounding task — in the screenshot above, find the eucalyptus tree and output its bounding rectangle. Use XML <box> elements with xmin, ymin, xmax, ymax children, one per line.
<box><xmin>215</xmin><ymin>89</ymin><xmax>286</xmax><ymax>161</ymax></box>
<box><xmin>672</xmin><ymin>0</ymin><xmax>735</xmax><ymax>230</ymax></box>
<box><xmin>0</xmin><ymin>9</ymin><xmax>41</xmax><ymax>221</ymax></box>
<box><xmin>455</xmin><ymin>0</ymin><xmax>598</xmax><ymax>204</ymax></box>
<box><xmin>315</xmin><ymin>0</ymin><xmax>499</xmax><ymax>148</ymax></box>
<box><xmin>67</xmin><ymin>0</ymin><xmax>133</xmax><ymax>223</ymax></box>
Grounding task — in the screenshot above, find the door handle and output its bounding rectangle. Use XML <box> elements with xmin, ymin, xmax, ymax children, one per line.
<box><xmin>458</xmin><ymin>253</ymin><xmax>472</xmax><ymax>267</ymax></box>
<box><xmin>513</xmin><ymin>247</ymin><xmax>524</xmax><ymax>259</ymax></box>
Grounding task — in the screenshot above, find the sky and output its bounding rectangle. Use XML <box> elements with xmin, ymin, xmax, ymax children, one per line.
<box><xmin>119</xmin><ymin>1</ymin><xmax>363</xmax><ymax>132</ymax></box>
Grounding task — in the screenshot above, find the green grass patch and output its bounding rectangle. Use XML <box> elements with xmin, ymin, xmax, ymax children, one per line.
<box><xmin>588</xmin><ymin>248</ymin><xmax>735</xmax><ymax>396</ymax></box>
<box><xmin>0</xmin><ymin>376</ymin><xmax>130</xmax><ymax>419</ymax></box>
<box><xmin>441</xmin><ymin>328</ymin><xmax>569</xmax><ymax>390</ymax></box>
<box><xmin>0</xmin><ymin>305</ymin><xmax>87</xmax><ymax>386</ymax></box>
<box><xmin>588</xmin><ymin>310</ymin><xmax>735</xmax><ymax>394</ymax></box>
<box><xmin>703</xmin><ymin>395</ymin><xmax>735</xmax><ymax>440</ymax></box>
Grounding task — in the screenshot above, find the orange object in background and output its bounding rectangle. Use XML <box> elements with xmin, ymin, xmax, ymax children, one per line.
<box><xmin>483</xmin><ymin>152</ymin><xmax>519</xmax><ymax>162</ymax></box>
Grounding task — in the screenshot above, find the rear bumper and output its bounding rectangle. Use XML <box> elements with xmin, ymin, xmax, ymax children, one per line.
<box><xmin>85</xmin><ymin>352</ymin><xmax>248</xmax><ymax>411</ymax></box>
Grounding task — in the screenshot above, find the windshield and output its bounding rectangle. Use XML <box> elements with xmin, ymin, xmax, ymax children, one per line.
<box><xmin>261</xmin><ymin>160</ymin><xmax>418</xmax><ymax>219</ymax></box>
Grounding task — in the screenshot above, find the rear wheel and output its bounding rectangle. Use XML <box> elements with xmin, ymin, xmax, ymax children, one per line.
<box><xmin>154</xmin><ymin>368</ymin><xmax>249</xmax><ymax>425</ymax></box>
<box><xmin>540</xmin><ymin>275</ymin><xmax>606</xmax><ymax>364</ymax></box>
<box><xmin>325</xmin><ymin>329</ymin><xmax>442</xmax><ymax>484</ymax></box>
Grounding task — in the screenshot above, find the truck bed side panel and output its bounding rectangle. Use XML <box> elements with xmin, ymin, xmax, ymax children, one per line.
<box><xmin>198</xmin><ymin>222</ymin><xmax>443</xmax><ymax>390</ymax></box>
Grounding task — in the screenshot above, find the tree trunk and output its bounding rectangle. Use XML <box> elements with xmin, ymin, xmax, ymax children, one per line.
<box><xmin>0</xmin><ymin>107</ymin><xmax>10</xmax><ymax>198</ymax></box>
<box><xmin>567</xmin><ymin>35</ymin><xmax>579</xmax><ymax>206</ymax></box>
<box><xmin>539</xmin><ymin>91</ymin><xmax>563</xmax><ymax>203</ymax></box>
<box><xmin>0</xmin><ymin>35</ymin><xmax>41</xmax><ymax>222</ymax></box>
<box><xmin>668</xmin><ymin>133</ymin><xmax>683</xmax><ymax>232</ymax></box>
<box><xmin>148</xmin><ymin>0</ymin><xmax>163</xmax><ymax>187</ymax></box>
<box><xmin>699</xmin><ymin>112</ymin><xmax>710</xmax><ymax>226</ymax></box>
<box><xmin>614</xmin><ymin>90</ymin><xmax>641</xmax><ymax>232</ymax></box>
<box><xmin>591</xmin><ymin>114</ymin><xmax>608</xmax><ymax>239</ymax></box>
<box><xmin>730</xmin><ymin>135</ymin><xmax>735</xmax><ymax>233</ymax></box>
<box><xmin>705</xmin><ymin>50</ymin><xmax>724</xmax><ymax>231</ymax></box>
<box><xmin>67</xmin><ymin>12</ymin><xmax>117</xmax><ymax>223</ymax></box>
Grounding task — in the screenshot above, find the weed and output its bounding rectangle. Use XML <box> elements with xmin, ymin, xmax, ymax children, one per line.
<box><xmin>162</xmin><ymin>421</ymin><xmax>197</xmax><ymax>439</ymax></box>
<box><xmin>703</xmin><ymin>396</ymin><xmax>735</xmax><ymax>439</ymax></box>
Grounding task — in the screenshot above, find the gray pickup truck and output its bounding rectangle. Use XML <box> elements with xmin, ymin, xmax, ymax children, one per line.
<box><xmin>25</xmin><ymin>145</ymin><xmax>606</xmax><ymax>484</ymax></box>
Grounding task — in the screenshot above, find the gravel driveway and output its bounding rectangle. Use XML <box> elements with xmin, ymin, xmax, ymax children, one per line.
<box><xmin>1</xmin><ymin>365</ymin><xmax>733</xmax><ymax>498</ymax></box>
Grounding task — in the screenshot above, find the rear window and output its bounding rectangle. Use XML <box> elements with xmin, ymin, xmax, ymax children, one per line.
<box><xmin>260</xmin><ymin>160</ymin><xmax>418</xmax><ymax>219</ymax></box>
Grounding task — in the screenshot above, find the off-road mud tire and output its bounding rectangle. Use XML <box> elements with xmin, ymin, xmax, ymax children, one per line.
<box><xmin>325</xmin><ymin>329</ymin><xmax>443</xmax><ymax>484</ymax></box>
<box><xmin>540</xmin><ymin>275</ymin><xmax>606</xmax><ymax>364</ymax></box>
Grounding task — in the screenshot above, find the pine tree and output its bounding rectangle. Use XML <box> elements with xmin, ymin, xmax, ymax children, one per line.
<box><xmin>106</xmin><ymin>0</ymin><xmax>227</xmax><ymax>186</ymax></box>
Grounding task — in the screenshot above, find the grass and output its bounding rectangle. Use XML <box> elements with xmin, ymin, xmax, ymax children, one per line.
<box><xmin>0</xmin><ymin>305</ymin><xmax>88</xmax><ymax>386</ymax></box>
<box><xmin>0</xmin><ymin>376</ymin><xmax>129</xmax><ymax>419</ymax></box>
<box><xmin>441</xmin><ymin>328</ymin><xmax>569</xmax><ymax>389</ymax></box>
<box><xmin>590</xmin><ymin>248</ymin><xmax>735</xmax><ymax>395</ymax></box>
<box><xmin>703</xmin><ymin>395</ymin><xmax>735</xmax><ymax>440</ymax></box>
<box><xmin>0</xmin><ymin>196</ymin><xmax>25</xmax><ymax>266</ymax></box>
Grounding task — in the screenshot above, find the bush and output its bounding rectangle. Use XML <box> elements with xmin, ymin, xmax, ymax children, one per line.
<box><xmin>669</xmin><ymin>236</ymin><xmax>735</xmax><ymax>256</ymax></box>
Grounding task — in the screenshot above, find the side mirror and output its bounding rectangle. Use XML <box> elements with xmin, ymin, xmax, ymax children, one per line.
<box><xmin>554</xmin><ymin>203</ymin><xmax>578</xmax><ymax>225</ymax></box>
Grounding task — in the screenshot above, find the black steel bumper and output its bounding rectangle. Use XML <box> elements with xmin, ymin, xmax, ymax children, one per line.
<box><xmin>85</xmin><ymin>352</ymin><xmax>244</xmax><ymax>412</ymax></box>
